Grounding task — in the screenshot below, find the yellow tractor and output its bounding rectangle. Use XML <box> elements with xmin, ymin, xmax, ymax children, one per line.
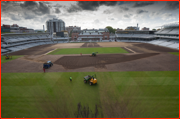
<box><xmin>84</xmin><ymin>74</ymin><xmax>97</xmax><ymax>85</ymax></box>
<box><xmin>5</xmin><ymin>55</ymin><xmax>12</xmax><ymax>60</ymax></box>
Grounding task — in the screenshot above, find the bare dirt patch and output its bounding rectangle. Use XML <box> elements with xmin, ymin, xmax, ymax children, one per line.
<box><xmin>54</xmin><ymin>53</ymin><xmax>159</xmax><ymax>69</ymax></box>
<box><xmin>106</xmin><ymin>53</ymin><xmax>179</xmax><ymax>71</ymax></box>
<box><xmin>81</xmin><ymin>43</ymin><xmax>101</xmax><ymax>47</ymax></box>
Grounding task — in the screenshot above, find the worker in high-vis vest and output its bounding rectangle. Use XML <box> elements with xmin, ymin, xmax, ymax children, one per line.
<box><xmin>69</xmin><ymin>77</ymin><xmax>72</xmax><ymax>81</ymax></box>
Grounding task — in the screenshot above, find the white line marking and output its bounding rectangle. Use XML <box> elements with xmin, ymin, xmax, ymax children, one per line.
<box><xmin>43</xmin><ymin>48</ymin><xmax>57</xmax><ymax>55</ymax></box>
<box><xmin>124</xmin><ymin>47</ymin><xmax>136</xmax><ymax>53</ymax></box>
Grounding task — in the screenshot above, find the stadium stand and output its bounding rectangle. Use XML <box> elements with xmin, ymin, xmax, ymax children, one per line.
<box><xmin>1</xmin><ymin>32</ymin><xmax>69</xmax><ymax>55</ymax></box>
<box><xmin>115</xmin><ymin>22</ymin><xmax>179</xmax><ymax>50</ymax></box>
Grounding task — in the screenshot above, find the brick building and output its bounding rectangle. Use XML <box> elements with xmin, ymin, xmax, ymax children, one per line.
<box><xmin>141</xmin><ymin>27</ymin><xmax>150</xmax><ymax>31</ymax></box>
<box><xmin>65</xmin><ymin>26</ymin><xmax>81</xmax><ymax>34</ymax></box>
<box><xmin>71</xmin><ymin>28</ymin><xmax>109</xmax><ymax>41</ymax></box>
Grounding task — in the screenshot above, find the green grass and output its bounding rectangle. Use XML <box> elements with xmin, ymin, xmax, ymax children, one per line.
<box><xmin>169</xmin><ymin>52</ymin><xmax>179</xmax><ymax>56</ymax></box>
<box><xmin>1</xmin><ymin>71</ymin><xmax>179</xmax><ymax>118</ymax></box>
<box><xmin>48</xmin><ymin>47</ymin><xmax>129</xmax><ymax>55</ymax></box>
<box><xmin>1</xmin><ymin>56</ymin><xmax>23</xmax><ymax>64</ymax></box>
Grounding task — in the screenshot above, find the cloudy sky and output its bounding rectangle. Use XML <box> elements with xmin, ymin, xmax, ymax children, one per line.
<box><xmin>1</xmin><ymin>1</ymin><xmax>179</xmax><ymax>30</ymax></box>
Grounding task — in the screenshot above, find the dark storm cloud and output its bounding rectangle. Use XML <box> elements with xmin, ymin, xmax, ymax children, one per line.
<box><xmin>133</xmin><ymin>1</ymin><xmax>155</xmax><ymax>7</ymax></box>
<box><xmin>20</xmin><ymin>1</ymin><xmax>50</xmax><ymax>15</ymax></box>
<box><xmin>136</xmin><ymin>9</ymin><xmax>148</xmax><ymax>14</ymax></box>
<box><xmin>55</xmin><ymin>8</ymin><xmax>61</xmax><ymax>14</ymax></box>
<box><xmin>164</xmin><ymin>1</ymin><xmax>179</xmax><ymax>10</ymax></box>
<box><xmin>20</xmin><ymin>1</ymin><xmax>38</xmax><ymax>9</ymax></box>
<box><xmin>38</xmin><ymin>2</ymin><xmax>50</xmax><ymax>14</ymax></box>
<box><xmin>77</xmin><ymin>1</ymin><xmax>118</xmax><ymax>10</ymax></box>
<box><xmin>67</xmin><ymin>1</ymin><xmax>118</xmax><ymax>13</ymax></box>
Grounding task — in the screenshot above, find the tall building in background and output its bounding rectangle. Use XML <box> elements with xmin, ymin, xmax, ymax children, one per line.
<box><xmin>46</xmin><ymin>18</ymin><xmax>65</xmax><ymax>34</ymax></box>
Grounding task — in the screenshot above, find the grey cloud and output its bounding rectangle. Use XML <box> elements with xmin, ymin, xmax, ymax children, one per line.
<box><xmin>55</xmin><ymin>8</ymin><xmax>61</xmax><ymax>13</ymax></box>
<box><xmin>67</xmin><ymin>1</ymin><xmax>118</xmax><ymax>13</ymax></box>
<box><xmin>53</xmin><ymin>4</ymin><xmax>63</xmax><ymax>7</ymax></box>
<box><xmin>150</xmin><ymin>12</ymin><xmax>160</xmax><ymax>17</ymax></box>
<box><xmin>41</xmin><ymin>14</ymin><xmax>57</xmax><ymax>22</ymax></box>
<box><xmin>38</xmin><ymin>2</ymin><xmax>50</xmax><ymax>14</ymax></box>
<box><xmin>133</xmin><ymin>1</ymin><xmax>155</xmax><ymax>7</ymax></box>
<box><xmin>99</xmin><ymin>1</ymin><xmax>119</xmax><ymax>6</ymax></box>
<box><xmin>1</xmin><ymin>1</ymin><xmax>21</xmax><ymax>12</ymax></box>
<box><xmin>94</xmin><ymin>19</ymin><xmax>100</xmax><ymax>23</ymax></box>
<box><xmin>161</xmin><ymin>13</ymin><xmax>174</xmax><ymax>20</ymax></box>
<box><xmin>42</xmin><ymin>1</ymin><xmax>52</xmax><ymax>4</ymax></box>
<box><xmin>2</xmin><ymin>1</ymin><xmax>52</xmax><ymax>20</ymax></box>
<box><xmin>103</xmin><ymin>9</ymin><xmax>111</xmax><ymax>14</ymax></box>
<box><xmin>136</xmin><ymin>9</ymin><xmax>148</xmax><ymax>14</ymax></box>
<box><xmin>23</xmin><ymin>12</ymin><xmax>37</xmax><ymax>19</ymax></box>
<box><xmin>164</xmin><ymin>1</ymin><xmax>179</xmax><ymax>10</ymax></box>
<box><xmin>124</xmin><ymin>13</ymin><xmax>133</xmax><ymax>18</ymax></box>
<box><xmin>120</xmin><ymin>6</ymin><xmax>129</xmax><ymax>11</ymax></box>
<box><xmin>108</xmin><ymin>17</ymin><xmax>114</xmax><ymax>20</ymax></box>
<box><xmin>1</xmin><ymin>1</ymin><xmax>23</xmax><ymax>20</ymax></box>
<box><xmin>20</xmin><ymin>1</ymin><xmax>38</xmax><ymax>10</ymax></box>
<box><xmin>20</xmin><ymin>1</ymin><xmax>50</xmax><ymax>15</ymax></box>
<box><xmin>77</xmin><ymin>1</ymin><xmax>118</xmax><ymax>10</ymax></box>
<box><xmin>124</xmin><ymin>14</ymin><xmax>130</xmax><ymax>18</ymax></box>
<box><xmin>163</xmin><ymin>13</ymin><xmax>173</xmax><ymax>17</ymax></box>
<box><xmin>67</xmin><ymin>4</ymin><xmax>82</xmax><ymax>13</ymax></box>
<box><xmin>10</xmin><ymin>14</ymin><xmax>21</xmax><ymax>21</ymax></box>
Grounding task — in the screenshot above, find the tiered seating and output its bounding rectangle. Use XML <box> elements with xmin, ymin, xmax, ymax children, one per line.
<box><xmin>159</xmin><ymin>28</ymin><xmax>173</xmax><ymax>34</ymax></box>
<box><xmin>1</xmin><ymin>33</ymin><xmax>62</xmax><ymax>55</ymax></box>
<box><xmin>116</xmin><ymin>34</ymin><xmax>154</xmax><ymax>39</ymax></box>
<box><xmin>168</xmin><ymin>28</ymin><xmax>179</xmax><ymax>34</ymax></box>
<box><xmin>167</xmin><ymin>43</ymin><xmax>179</xmax><ymax>49</ymax></box>
<box><xmin>150</xmin><ymin>40</ymin><xmax>167</xmax><ymax>45</ymax></box>
<box><xmin>156</xmin><ymin>27</ymin><xmax>179</xmax><ymax>35</ymax></box>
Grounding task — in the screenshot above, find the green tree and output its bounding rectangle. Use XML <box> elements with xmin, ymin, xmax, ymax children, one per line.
<box><xmin>106</xmin><ymin>26</ymin><xmax>115</xmax><ymax>34</ymax></box>
<box><xmin>152</xmin><ymin>29</ymin><xmax>156</xmax><ymax>31</ymax></box>
<box><xmin>69</xmin><ymin>30</ymin><xmax>73</xmax><ymax>37</ymax></box>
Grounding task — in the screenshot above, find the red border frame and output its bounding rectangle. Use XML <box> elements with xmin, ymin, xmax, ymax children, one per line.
<box><xmin>0</xmin><ymin>0</ymin><xmax>179</xmax><ymax>119</ymax></box>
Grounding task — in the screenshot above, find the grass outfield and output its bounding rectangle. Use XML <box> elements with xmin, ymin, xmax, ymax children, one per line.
<box><xmin>48</xmin><ymin>47</ymin><xmax>129</xmax><ymax>55</ymax></box>
<box><xmin>169</xmin><ymin>52</ymin><xmax>179</xmax><ymax>56</ymax></box>
<box><xmin>1</xmin><ymin>71</ymin><xmax>178</xmax><ymax>118</ymax></box>
<box><xmin>1</xmin><ymin>56</ymin><xmax>23</xmax><ymax>64</ymax></box>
